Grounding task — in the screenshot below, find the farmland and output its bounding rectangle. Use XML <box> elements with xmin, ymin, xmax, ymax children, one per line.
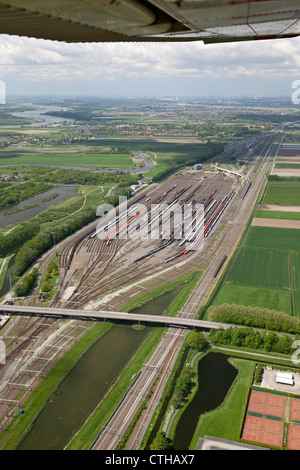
<box><xmin>225</xmin><ymin>246</ymin><xmax>289</xmax><ymax>289</ymax></box>
<box><xmin>213</xmin><ymin>226</ymin><xmax>300</xmax><ymax>317</ymax></box>
<box><xmin>245</xmin><ymin>226</ymin><xmax>300</xmax><ymax>252</ymax></box>
<box><xmin>0</xmin><ymin>149</ymin><xmax>134</xmax><ymax>169</ymax></box>
<box><xmin>255</xmin><ymin>210</ymin><xmax>300</xmax><ymax>221</ymax></box>
<box><xmin>262</xmin><ymin>180</ymin><xmax>300</xmax><ymax>206</ymax></box>
<box><xmin>275</xmin><ymin>163</ymin><xmax>300</xmax><ymax>169</ymax></box>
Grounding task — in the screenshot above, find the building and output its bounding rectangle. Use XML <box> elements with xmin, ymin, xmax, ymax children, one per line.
<box><xmin>276</xmin><ymin>371</ymin><xmax>294</xmax><ymax>386</ymax></box>
<box><xmin>194</xmin><ymin>164</ymin><xmax>203</xmax><ymax>171</ymax></box>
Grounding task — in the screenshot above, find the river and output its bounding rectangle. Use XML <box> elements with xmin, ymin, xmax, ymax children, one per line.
<box><xmin>1</xmin><ymin>103</ymin><xmax>76</xmax><ymax>128</ymax></box>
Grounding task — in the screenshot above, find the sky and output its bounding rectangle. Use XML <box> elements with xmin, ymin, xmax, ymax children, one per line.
<box><xmin>0</xmin><ymin>33</ymin><xmax>300</xmax><ymax>97</ymax></box>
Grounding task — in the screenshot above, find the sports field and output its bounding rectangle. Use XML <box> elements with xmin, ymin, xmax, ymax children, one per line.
<box><xmin>214</xmin><ymin>226</ymin><xmax>300</xmax><ymax>316</ymax></box>
<box><xmin>242</xmin><ymin>389</ymin><xmax>300</xmax><ymax>450</ymax></box>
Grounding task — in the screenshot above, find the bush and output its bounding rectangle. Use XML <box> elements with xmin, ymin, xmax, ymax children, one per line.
<box><xmin>207</xmin><ymin>303</ymin><xmax>300</xmax><ymax>335</ymax></box>
<box><xmin>171</xmin><ymin>368</ymin><xmax>192</xmax><ymax>409</ymax></box>
<box><xmin>186</xmin><ymin>331</ymin><xmax>207</xmax><ymax>351</ymax></box>
<box><xmin>150</xmin><ymin>431</ymin><xmax>173</xmax><ymax>450</ymax></box>
<box><xmin>14</xmin><ymin>268</ymin><xmax>39</xmax><ymax>297</ymax></box>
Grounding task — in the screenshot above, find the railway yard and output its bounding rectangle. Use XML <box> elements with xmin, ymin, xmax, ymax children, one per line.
<box><xmin>0</xmin><ymin>130</ymin><xmax>283</xmax><ymax>449</ymax></box>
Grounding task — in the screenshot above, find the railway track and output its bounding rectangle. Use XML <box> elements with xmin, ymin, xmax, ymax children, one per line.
<box><xmin>0</xmin><ymin>132</ymin><xmax>278</xmax><ymax>446</ymax></box>
<box><xmin>91</xmin><ymin>132</ymin><xmax>281</xmax><ymax>450</ymax></box>
<box><xmin>55</xmin><ymin>177</ymin><xmax>232</xmax><ymax>310</ymax></box>
<box><xmin>0</xmin><ymin>317</ymin><xmax>94</xmax><ymax>431</ymax></box>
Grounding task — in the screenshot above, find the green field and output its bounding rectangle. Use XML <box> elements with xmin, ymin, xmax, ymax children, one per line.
<box><xmin>275</xmin><ymin>163</ymin><xmax>300</xmax><ymax>169</ymax></box>
<box><xmin>0</xmin><ymin>151</ymin><xmax>133</xmax><ymax>169</ymax></box>
<box><xmin>213</xmin><ymin>226</ymin><xmax>300</xmax><ymax>316</ymax></box>
<box><xmin>262</xmin><ymin>181</ymin><xmax>300</xmax><ymax>206</ymax></box>
<box><xmin>0</xmin><ymin>139</ymin><xmax>223</xmax><ymax>176</ymax></box>
<box><xmin>73</xmin><ymin>139</ymin><xmax>224</xmax><ymax>178</ymax></box>
<box><xmin>245</xmin><ymin>226</ymin><xmax>300</xmax><ymax>252</ymax></box>
<box><xmin>255</xmin><ymin>210</ymin><xmax>300</xmax><ymax>221</ymax></box>
<box><xmin>213</xmin><ymin>283</ymin><xmax>292</xmax><ymax>314</ymax></box>
<box><xmin>291</xmin><ymin>252</ymin><xmax>300</xmax><ymax>317</ymax></box>
<box><xmin>226</xmin><ymin>247</ymin><xmax>289</xmax><ymax>289</ymax></box>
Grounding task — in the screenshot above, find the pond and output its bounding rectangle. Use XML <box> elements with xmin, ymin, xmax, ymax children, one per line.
<box><xmin>0</xmin><ymin>185</ymin><xmax>78</xmax><ymax>229</ymax></box>
<box><xmin>173</xmin><ymin>352</ymin><xmax>238</xmax><ymax>450</ymax></box>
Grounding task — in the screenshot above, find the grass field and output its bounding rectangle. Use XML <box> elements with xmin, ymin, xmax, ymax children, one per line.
<box><xmin>0</xmin><ymin>139</ymin><xmax>223</xmax><ymax>178</ymax></box>
<box><xmin>275</xmin><ymin>164</ymin><xmax>300</xmax><ymax>169</ymax></box>
<box><xmin>73</xmin><ymin>138</ymin><xmax>223</xmax><ymax>178</ymax></box>
<box><xmin>245</xmin><ymin>226</ymin><xmax>300</xmax><ymax>252</ymax></box>
<box><xmin>213</xmin><ymin>283</ymin><xmax>292</xmax><ymax>314</ymax></box>
<box><xmin>291</xmin><ymin>252</ymin><xmax>300</xmax><ymax>317</ymax></box>
<box><xmin>262</xmin><ymin>181</ymin><xmax>300</xmax><ymax>206</ymax></box>
<box><xmin>255</xmin><ymin>210</ymin><xmax>300</xmax><ymax>221</ymax></box>
<box><xmin>226</xmin><ymin>247</ymin><xmax>289</xmax><ymax>289</ymax></box>
<box><xmin>213</xmin><ymin>226</ymin><xmax>300</xmax><ymax>316</ymax></box>
<box><xmin>0</xmin><ymin>151</ymin><xmax>133</xmax><ymax>169</ymax></box>
<box><xmin>190</xmin><ymin>357</ymin><xmax>255</xmax><ymax>448</ymax></box>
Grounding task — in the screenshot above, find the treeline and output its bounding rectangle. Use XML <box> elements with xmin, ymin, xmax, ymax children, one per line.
<box><xmin>14</xmin><ymin>267</ymin><xmax>39</xmax><ymax>297</ymax></box>
<box><xmin>0</xmin><ymin>223</ymin><xmax>40</xmax><ymax>257</ymax></box>
<box><xmin>207</xmin><ymin>303</ymin><xmax>300</xmax><ymax>335</ymax></box>
<box><xmin>234</xmin><ymin>127</ymin><xmax>262</xmax><ymax>137</ymax></box>
<box><xmin>268</xmin><ymin>175</ymin><xmax>300</xmax><ymax>182</ymax></box>
<box><xmin>171</xmin><ymin>367</ymin><xmax>192</xmax><ymax>409</ymax></box>
<box><xmin>171</xmin><ymin>332</ymin><xmax>207</xmax><ymax>409</ymax></box>
<box><xmin>40</xmin><ymin>168</ymin><xmax>140</xmax><ymax>186</ymax></box>
<box><xmin>208</xmin><ymin>326</ymin><xmax>295</xmax><ymax>355</ymax></box>
<box><xmin>14</xmin><ymin>209</ymin><xmax>96</xmax><ymax>278</ymax></box>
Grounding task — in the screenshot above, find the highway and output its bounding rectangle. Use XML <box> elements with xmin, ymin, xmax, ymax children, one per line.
<box><xmin>0</xmin><ymin>304</ymin><xmax>231</xmax><ymax>331</ymax></box>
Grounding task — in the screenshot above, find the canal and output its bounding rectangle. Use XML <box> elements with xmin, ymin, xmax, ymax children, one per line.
<box><xmin>16</xmin><ymin>285</ymin><xmax>184</xmax><ymax>450</ymax></box>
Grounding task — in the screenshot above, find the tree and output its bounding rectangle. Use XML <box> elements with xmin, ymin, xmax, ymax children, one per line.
<box><xmin>150</xmin><ymin>431</ymin><xmax>173</xmax><ymax>450</ymax></box>
<box><xmin>186</xmin><ymin>331</ymin><xmax>207</xmax><ymax>351</ymax></box>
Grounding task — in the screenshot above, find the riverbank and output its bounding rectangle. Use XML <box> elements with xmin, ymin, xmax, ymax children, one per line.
<box><xmin>0</xmin><ymin>269</ymin><xmax>196</xmax><ymax>449</ymax></box>
<box><xmin>0</xmin><ymin>321</ymin><xmax>113</xmax><ymax>449</ymax></box>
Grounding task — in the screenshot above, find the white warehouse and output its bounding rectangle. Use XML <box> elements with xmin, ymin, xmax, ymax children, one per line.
<box><xmin>276</xmin><ymin>371</ymin><xmax>294</xmax><ymax>386</ymax></box>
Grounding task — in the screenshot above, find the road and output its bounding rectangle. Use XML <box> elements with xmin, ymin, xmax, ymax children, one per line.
<box><xmin>0</xmin><ymin>304</ymin><xmax>233</xmax><ymax>330</ymax></box>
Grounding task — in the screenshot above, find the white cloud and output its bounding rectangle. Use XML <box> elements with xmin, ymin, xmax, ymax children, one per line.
<box><xmin>0</xmin><ymin>34</ymin><xmax>299</xmax><ymax>94</ymax></box>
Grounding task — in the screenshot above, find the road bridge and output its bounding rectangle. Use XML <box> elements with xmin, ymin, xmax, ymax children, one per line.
<box><xmin>211</xmin><ymin>163</ymin><xmax>249</xmax><ymax>181</ymax></box>
<box><xmin>0</xmin><ymin>304</ymin><xmax>230</xmax><ymax>331</ymax></box>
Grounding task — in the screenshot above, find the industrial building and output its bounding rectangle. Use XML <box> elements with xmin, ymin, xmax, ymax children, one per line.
<box><xmin>276</xmin><ymin>372</ymin><xmax>294</xmax><ymax>386</ymax></box>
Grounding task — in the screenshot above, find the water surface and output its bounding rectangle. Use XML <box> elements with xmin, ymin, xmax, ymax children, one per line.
<box><xmin>173</xmin><ymin>352</ymin><xmax>238</xmax><ymax>450</ymax></box>
<box><xmin>0</xmin><ymin>185</ymin><xmax>78</xmax><ymax>229</ymax></box>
